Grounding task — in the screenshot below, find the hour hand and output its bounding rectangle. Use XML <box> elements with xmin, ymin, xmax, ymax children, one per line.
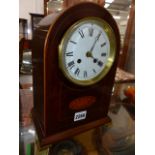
<box><xmin>86</xmin><ymin>51</ymin><xmax>96</xmax><ymax>60</ymax></box>
<box><xmin>85</xmin><ymin>52</ymin><xmax>103</xmax><ymax>67</ymax></box>
<box><xmin>86</xmin><ymin>51</ymin><xmax>93</xmax><ymax>58</ymax></box>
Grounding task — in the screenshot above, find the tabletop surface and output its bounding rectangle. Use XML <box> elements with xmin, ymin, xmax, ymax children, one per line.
<box><xmin>19</xmin><ymin>75</ymin><xmax>135</xmax><ymax>155</ymax></box>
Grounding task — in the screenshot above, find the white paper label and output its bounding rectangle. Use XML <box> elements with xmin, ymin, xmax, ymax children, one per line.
<box><xmin>74</xmin><ymin>111</ymin><xmax>87</xmax><ymax>122</ymax></box>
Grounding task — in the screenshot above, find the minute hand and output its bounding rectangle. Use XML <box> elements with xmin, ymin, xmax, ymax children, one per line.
<box><xmin>90</xmin><ymin>32</ymin><xmax>102</xmax><ymax>52</ymax></box>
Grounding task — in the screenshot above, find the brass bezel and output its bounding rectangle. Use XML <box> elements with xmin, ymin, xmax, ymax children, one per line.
<box><xmin>58</xmin><ymin>17</ymin><xmax>116</xmax><ymax>86</ymax></box>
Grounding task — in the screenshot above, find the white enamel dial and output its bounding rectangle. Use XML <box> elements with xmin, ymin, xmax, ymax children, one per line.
<box><xmin>59</xmin><ymin>17</ymin><xmax>116</xmax><ymax>86</ymax></box>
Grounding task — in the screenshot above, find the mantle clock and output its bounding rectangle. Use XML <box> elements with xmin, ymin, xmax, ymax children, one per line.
<box><xmin>32</xmin><ymin>2</ymin><xmax>120</xmax><ymax>147</ymax></box>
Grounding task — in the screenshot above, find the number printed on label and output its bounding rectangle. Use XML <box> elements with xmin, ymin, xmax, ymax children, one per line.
<box><xmin>74</xmin><ymin>111</ymin><xmax>87</xmax><ymax>122</ymax></box>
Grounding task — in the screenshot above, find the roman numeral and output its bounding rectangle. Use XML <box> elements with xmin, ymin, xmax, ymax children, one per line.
<box><xmin>101</xmin><ymin>42</ymin><xmax>106</xmax><ymax>47</ymax></box>
<box><xmin>88</xmin><ymin>27</ymin><xmax>94</xmax><ymax>37</ymax></box>
<box><xmin>96</xmin><ymin>31</ymin><xmax>102</xmax><ymax>41</ymax></box>
<box><xmin>98</xmin><ymin>61</ymin><xmax>103</xmax><ymax>67</ymax></box>
<box><xmin>93</xmin><ymin>69</ymin><xmax>96</xmax><ymax>73</ymax></box>
<box><xmin>78</xmin><ymin>29</ymin><xmax>84</xmax><ymax>38</ymax></box>
<box><xmin>74</xmin><ymin>68</ymin><xmax>80</xmax><ymax>76</ymax></box>
<box><xmin>70</xmin><ymin>40</ymin><xmax>77</xmax><ymax>44</ymax></box>
<box><xmin>66</xmin><ymin>52</ymin><xmax>73</xmax><ymax>56</ymax></box>
<box><xmin>84</xmin><ymin>71</ymin><xmax>87</xmax><ymax>78</ymax></box>
<box><xmin>101</xmin><ymin>53</ymin><xmax>107</xmax><ymax>57</ymax></box>
<box><xmin>68</xmin><ymin>61</ymin><xmax>75</xmax><ymax>69</ymax></box>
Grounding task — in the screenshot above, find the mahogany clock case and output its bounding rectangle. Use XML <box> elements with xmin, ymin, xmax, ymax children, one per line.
<box><xmin>32</xmin><ymin>2</ymin><xmax>120</xmax><ymax>147</ymax></box>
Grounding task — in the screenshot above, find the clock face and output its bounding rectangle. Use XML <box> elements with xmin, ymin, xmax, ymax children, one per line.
<box><xmin>59</xmin><ymin>17</ymin><xmax>116</xmax><ymax>86</ymax></box>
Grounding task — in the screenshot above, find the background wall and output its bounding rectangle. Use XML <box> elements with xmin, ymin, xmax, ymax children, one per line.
<box><xmin>19</xmin><ymin>0</ymin><xmax>44</xmax><ymax>39</ymax></box>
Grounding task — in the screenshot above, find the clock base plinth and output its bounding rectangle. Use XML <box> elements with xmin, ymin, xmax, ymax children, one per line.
<box><xmin>32</xmin><ymin>108</ymin><xmax>111</xmax><ymax>148</ymax></box>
